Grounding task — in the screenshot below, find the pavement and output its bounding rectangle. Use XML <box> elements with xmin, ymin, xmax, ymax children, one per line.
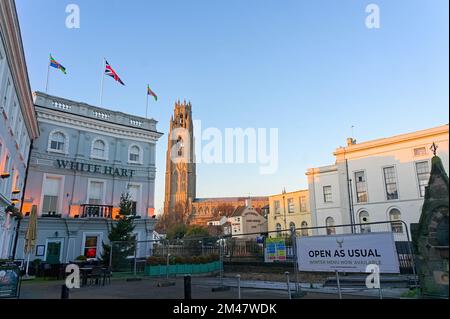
<box><xmin>17</xmin><ymin>276</ymin><xmax>404</xmax><ymax>299</ymax></box>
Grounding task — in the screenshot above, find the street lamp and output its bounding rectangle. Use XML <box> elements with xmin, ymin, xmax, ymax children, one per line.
<box><xmin>282</xmin><ymin>188</ymin><xmax>287</xmax><ymax>232</ymax></box>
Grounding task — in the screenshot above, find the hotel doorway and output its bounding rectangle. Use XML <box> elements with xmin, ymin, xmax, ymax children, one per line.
<box><xmin>45</xmin><ymin>240</ymin><xmax>63</xmax><ymax>264</ymax></box>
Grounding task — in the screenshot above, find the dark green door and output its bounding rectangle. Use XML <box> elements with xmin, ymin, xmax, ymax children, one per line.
<box><xmin>46</xmin><ymin>242</ymin><xmax>61</xmax><ymax>264</ymax></box>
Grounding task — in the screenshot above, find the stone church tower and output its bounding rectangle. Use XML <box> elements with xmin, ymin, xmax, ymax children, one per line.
<box><xmin>163</xmin><ymin>100</ymin><xmax>196</xmax><ymax>221</ymax></box>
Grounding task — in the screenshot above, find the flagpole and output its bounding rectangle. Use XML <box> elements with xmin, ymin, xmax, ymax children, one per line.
<box><xmin>146</xmin><ymin>86</ymin><xmax>149</xmax><ymax>119</ymax></box>
<box><xmin>99</xmin><ymin>58</ymin><xmax>105</xmax><ymax>106</ymax></box>
<box><xmin>45</xmin><ymin>55</ymin><xmax>50</xmax><ymax>94</ymax></box>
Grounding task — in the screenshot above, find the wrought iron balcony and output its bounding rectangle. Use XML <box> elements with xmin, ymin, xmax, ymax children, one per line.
<box><xmin>80</xmin><ymin>204</ymin><xmax>113</xmax><ymax>219</ymax></box>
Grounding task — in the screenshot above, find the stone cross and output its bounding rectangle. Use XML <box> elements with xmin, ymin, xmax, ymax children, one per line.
<box><xmin>430</xmin><ymin>142</ymin><xmax>438</xmax><ymax>156</ymax></box>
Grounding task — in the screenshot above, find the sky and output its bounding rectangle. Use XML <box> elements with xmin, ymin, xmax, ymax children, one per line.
<box><xmin>16</xmin><ymin>0</ymin><xmax>449</xmax><ymax>214</ymax></box>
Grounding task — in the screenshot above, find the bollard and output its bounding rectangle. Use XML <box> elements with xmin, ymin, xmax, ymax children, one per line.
<box><xmin>184</xmin><ymin>275</ymin><xmax>192</xmax><ymax>300</ymax></box>
<box><xmin>61</xmin><ymin>284</ymin><xmax>69</xmax><ymax>299</ymax></box>
<box><xmin>237</xmin><ymin>274</ymin><xmax>241</xmax><ymax>299</ymax></box>
<box><xmin>285</xmin><ymin>271</ymin><xmax>291</xmax><ymax>300</ymax></box>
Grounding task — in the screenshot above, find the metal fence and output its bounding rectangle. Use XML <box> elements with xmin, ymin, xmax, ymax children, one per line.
<box><xmin>221</xmin><ymin>220</ymin><xmax>416</xmax><ymax>274</ymax></box>
<box><xmin>108</xmin><ymin>237</ymin><xmax>224</xmax><ymax>277</ymax></box>
<box><xmin>107</xmin><ymin>220</ymin><xmax>416</xmax><ymax>282</ymax></box>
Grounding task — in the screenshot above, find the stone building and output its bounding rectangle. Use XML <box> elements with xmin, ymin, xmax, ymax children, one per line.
<box><xmin>15</xmin><ymin>92</ymin><xmax>162</xmax><ymax>263</ymax></box>
<box><xmin>163</xmin><ymin>100</ymin><xmax>196</xmax><ymax>221</ymax></box>
<box><xmin>267</xmin><ymin>189</ymin><xmax>311</xmax><ymax>238</ymax></box>
<box><xmin>0</xmin><ymin>0</ymin><xmax>39</xmax><ymax>259</ymax></box>
<box><xmin>162</xmin><ymin>101</ymin><xmax>268</xmax><ymax>227</ymax></box>
<box><xmin>306</xmin><ymin>124</ymin><xmax>449</xmax><ymax>237</ymax></box>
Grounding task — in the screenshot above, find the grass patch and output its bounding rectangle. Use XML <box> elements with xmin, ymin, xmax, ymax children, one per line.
<box><xmin>401</xmin><ymin>288</ymin><xmax>421</xmax><ymax>298</ymax></box>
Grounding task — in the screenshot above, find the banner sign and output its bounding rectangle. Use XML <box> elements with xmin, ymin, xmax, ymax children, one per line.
<box><xmin>297</xmin><ymin>232</ymin><xmax>400</xmax><ymax>273</ymax></box>
<box><xmin>265</xmin><ymin>238</ymin><xmax>287</xmax><ymax>262</ymax></box>
<box><xmin>0</xmin><ymin>264</ymin><xmax>21</xmax><ymax>299</ymax></box>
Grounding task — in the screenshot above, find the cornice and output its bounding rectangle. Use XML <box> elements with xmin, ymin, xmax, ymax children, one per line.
<box><xmin>36</xmin><ymin>108</ymin><xmax>162</xmax><ymax>143</ymax></box>
<box><xmin>334</xmin><ymin>124</ymin><xmax>449</xmax><ymax>156</ymax></box>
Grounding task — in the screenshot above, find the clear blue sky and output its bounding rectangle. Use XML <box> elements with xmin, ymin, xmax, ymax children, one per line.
<box><xmin>16</xmin><ymin>0</ymin><xmax>449</xmax><ymax>214</ymax></box>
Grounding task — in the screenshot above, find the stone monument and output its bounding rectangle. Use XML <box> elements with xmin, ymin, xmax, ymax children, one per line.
<box><xmin>411</xmin><ymin>143</ymin><xmax>449</xmax><ymax>298</ymax></box>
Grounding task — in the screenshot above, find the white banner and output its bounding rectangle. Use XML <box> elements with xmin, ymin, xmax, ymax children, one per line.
<box><xmin>297</xmin><ymin>232</ymin><xmax>400</xmax><ymax>273</ymax></box>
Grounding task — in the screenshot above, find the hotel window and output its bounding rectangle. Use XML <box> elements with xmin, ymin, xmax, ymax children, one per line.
<box><xmin>355</xmin><ymin>171</ymin><xmax>368</xmax><ymax>203</ymax></box>
<box><xmin>92</xmin><ymin>139</ymin><xmax>107</xmax><ymax>159</ymax></box>
<box><xmin>49</xmin><ymin>131</ymin><xmax>67</xmax><ymax>153</ymax></box>
<box><xmin>274</xmin><ymin>200</ymin><xmax>280</xmax><ymax>214</ymax></box>
<box><xmin>359</xmin><ymin>211</ymin><xmax>371</xmax><ymax>233</ymax></box>
<box><xmin>383</xmin><ymin>166</ymin><xmax>398</xmax><ymax>200</ymax></box>
<box><xmin>129</xmin><ymin>145</ymin><xmax>141</xmax><ymax>163</ymax></box>
<box><xmin>275</xmin><ymin>223</ymin><xmax>282</xmax><ymax>237</ymax></box>
<box><xmin>14</xmin><ymin>116</ymin><xmax>22</xmax><ymax>140</ymax></box>
<box><xmin>389</xmin><ymin>209</ymin><xmax>403</xmax><ymax>233</ymax></box>
<box><xmin>9</xmin><ymin>100</ymin><xmax>17</xmax><ymax>129</ymax></box>
<box><xmin>301</xmin><ymin>221</ymin><xmax>309</xmax><ymax>236</ymax></box>
<box><xmin>88</xmin><ymin>181</ymin><xmax>104</xmax><ymax>205</ymax></box>
<box><xmin>2</xmin><ymin>154</ymin><xmax>10</xmax><ymax>194</ymax></box>
<box><xmin>326</xmin><ymin>217</ymin><xmax>335</xmax><ymax>235</ymax></box>
<box><xmin>414</xmin><ymin>147</ymin><xmax>427</xmax><ymax>157</ymax></box>
<box><xmin>287</xmin><ymin>198</ymin><xmax>295</xmax><ymax>213</ymax></box>
<box><xmin>416</xmin><ymin>161</ymin><xmax>430</xmax><ymax>197</ymax></box>
<box><xmin>323</xmin><ymin>186</ymin><xmax>332</xmax><ymax>203</ymax></box>
<box><xmin>84</xmin><ymin>236</ymin><xmax>99</xmax><ymax>258</ymax></box>
<box><xmin>299</xmin><ymin>196</ymin><xmax>307</xmax><ymax>212</ymax></box>
<box><xmin>3</xmin><ymin>79</ymin><xmax>11</xmax><ymax>112</ymax></box>
<box><xmin>127</xmin><ymin>184</ymin><xmax>140</xmax><ymax>215</ymax></box>
<box><xmin>42</xmin><ymin>177</ymin><xmax>61</xmax><ymax>214</ymax></box>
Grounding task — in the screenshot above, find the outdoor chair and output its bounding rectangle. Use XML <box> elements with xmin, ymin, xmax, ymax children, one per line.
<box><xmin>102</xmin><ymin>267</ymin><xmax>112</xmax><ymax>286</ymax></box>
<box><xmin>87</xmin><ymin>266</ymin><xmax>103</xmax><ymax>286</ymax></box>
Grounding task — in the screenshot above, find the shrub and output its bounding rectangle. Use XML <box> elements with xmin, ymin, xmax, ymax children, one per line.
<box><xmin>146</xmin><ymin>255</ymin><xmax>219</xmax><ymax>265</ymax></box>
<box><xmin>75</xmin><ymin>255</ymin><xmax>87</xmax><ymax>261</ymax></box>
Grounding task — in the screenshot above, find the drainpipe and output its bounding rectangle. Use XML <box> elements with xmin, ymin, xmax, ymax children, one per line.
<box><xmin>345</xmin><ymin>157</ymin><xmax>355</xmax><ymax>234</ymax></box>
<box><xmin>11</xmin><ymin>140</ymin><xmax>34</xmax><ymax>260</ymax></box>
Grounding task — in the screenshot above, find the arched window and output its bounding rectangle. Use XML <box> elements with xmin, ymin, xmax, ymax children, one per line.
<box><xmin>48</xmin><ymin>130</ymin><xmax>68</xmax><ymax>153</ymax></box>
<box><xmin>301</xmin><ymin>221</ymin><xmax>309</xmax><ymax>236</ymax></box>
<box><xmin>91</xmin><ymin>139</ymin><xmax>107</xmax><ymax>159</ymax></box>
<box><xmin>389</xmin><ymin>209</ymin><xmax>403</xmax><ymax>233</ymax></box>
<box><xmin>326</xmin><ymin>217</ymin><xmax>335</xmax><ymax>235</ymax></box>
<box><xmin>177</xmin><ymin>136</ymin><xmax>184</xmax><ymax>157</ymax></box>
<box><xmin>276</xmin><ymin>223</ymin><xmax>282</xmax><ymax>237</ymax></box>
<box><xmin>289</xmin><ymin>222</ymin><xmax>296</xmax><ymax>233</ymax></box>
<box><xmin>129</xmin><ymin>145</ymin><xmax>142</xmax><ymax>163</ymax></box>
<box><xmin>359</xmin><ymin>211</ymin><xmax>371</xmax><ymax>233</ymax></box>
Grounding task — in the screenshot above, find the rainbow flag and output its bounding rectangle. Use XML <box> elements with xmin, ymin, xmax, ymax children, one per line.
<box><xmin>49</xmin><ymin>55</ymin><xmax>66</xmax><ymax>74</ymax></box>
<box><xmin>147</xmin><ymin>85</ymin><xmax>157</xmax><ymax>101</ymax></box>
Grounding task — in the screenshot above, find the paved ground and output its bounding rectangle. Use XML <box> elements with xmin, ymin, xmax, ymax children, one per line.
<box><xmin>18</xmin><ymin>276</ymin><xmax>378</xmax><ymax>299</ymax></box>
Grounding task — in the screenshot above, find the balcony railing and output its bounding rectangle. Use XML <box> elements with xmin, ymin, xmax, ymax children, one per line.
<box><xmin>80</xmin><ymin>204</ymin><xmax>113</xmax><ymax>219</ymax></box>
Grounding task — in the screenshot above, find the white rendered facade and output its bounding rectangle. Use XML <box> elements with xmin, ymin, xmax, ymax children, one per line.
<box><xmin>307</xmin><ymin>125</ymin><xmax>449</xmax><ymax>237</ymax></box>
<box><xmin>0</xmin><ymin>0</ymin><xmax>39</xmax><ymax>259</ymax></box>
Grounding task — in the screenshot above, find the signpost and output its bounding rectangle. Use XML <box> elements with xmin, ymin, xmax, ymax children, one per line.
<box><xmin>297</xmin><ymin>232</ymin><xmax>399</xmax><ymax>299</ymax></box>
<box><xmin>296</xmin><ymin>232</ymin><xmax>400</xmax><ymax>273</ymax></box>
<box><xmin>0</xmin><ymin>263</ymin><xmax>22</xmax><ymax>299</ymax></box>
<box><xmin>264</xmin><ymin>238</ymin><xmax>287</xmax><ymax>263</ymax></box>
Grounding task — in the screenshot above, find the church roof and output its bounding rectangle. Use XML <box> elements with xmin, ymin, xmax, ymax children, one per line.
<box><xmin>194</xmin><ymin>196</ymin><xmax>269</xmax><ymax>203</ymax></box>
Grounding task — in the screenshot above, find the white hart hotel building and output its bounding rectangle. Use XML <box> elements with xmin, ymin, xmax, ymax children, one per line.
<box><xmin>0</xmin><ymin>0</ymin><xmax>40</xmax><ymax>259</ymax></box>
<box><xmin>306</xmin><ymin>124</ymin><xmax>449</xmax><ymax>237</ymax></box>
<box><xmin>15</xmin><ymin>92</ymin><xmax>162</xmax><ymax>263</ymax></box>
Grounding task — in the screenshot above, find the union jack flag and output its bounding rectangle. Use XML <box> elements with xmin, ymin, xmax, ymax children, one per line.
<box><xmin>104</xmin><ymin>60</ymin><xmax>125</xmax><ymax>85</ymax></box>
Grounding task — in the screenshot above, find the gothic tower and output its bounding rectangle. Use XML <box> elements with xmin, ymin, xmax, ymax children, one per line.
<box><xmin>163</xmin><ymin>100</ymin><xmax>196</xmax><ymax>222</ymax></box>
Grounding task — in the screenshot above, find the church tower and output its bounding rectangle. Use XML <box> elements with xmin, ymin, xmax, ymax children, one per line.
<box><xmin>163</xmin><ymin>100</ymin><xmax>196</xmax><ymax>222</ymax></box>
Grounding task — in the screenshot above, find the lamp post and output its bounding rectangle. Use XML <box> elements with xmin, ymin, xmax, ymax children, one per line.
<box><xmin>282</xmin><ymin>188</ymin><xmax>287</xmax><ymax>232</ymax></box>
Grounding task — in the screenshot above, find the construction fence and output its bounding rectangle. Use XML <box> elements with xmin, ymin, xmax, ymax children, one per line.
<box><xmin>108</xmin><ymin>220</ymin><xmax>417</xmax><ymax>278</ymax></box>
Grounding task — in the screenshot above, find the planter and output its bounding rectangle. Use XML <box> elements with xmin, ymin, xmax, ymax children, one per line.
<box><xmin>144</xmin><ymin>261</ymin><xmax>222</xmax><ymax>277</ymax></box>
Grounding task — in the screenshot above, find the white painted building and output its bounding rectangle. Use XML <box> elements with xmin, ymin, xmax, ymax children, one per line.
<box><xmin>226</xmin><ymin>199</ymin><xmax>268</xmax><ymax>238</ymax></box>
<box><xmin>0</xmin><ymin>0</ymin><xmax>40</xmax><ymax>259</ymax></box>
<box><xmin>307</xmin><ymin>125</ymin><xmax>449</xmax><ymax>237</ymax></box>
